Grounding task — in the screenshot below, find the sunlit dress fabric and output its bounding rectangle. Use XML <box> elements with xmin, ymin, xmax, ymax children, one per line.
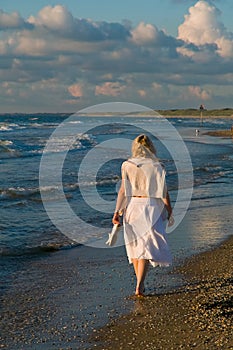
<box><xmin>122</xmin><ymin>158</ymin><xmax>172</xmax><ymax>267</ymax></box>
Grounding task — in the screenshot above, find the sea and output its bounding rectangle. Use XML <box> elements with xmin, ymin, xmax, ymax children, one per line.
<box><xmin>0</xmin><ymin>112</ymin><xmax>233</xmax><ymax>348</ymax></box>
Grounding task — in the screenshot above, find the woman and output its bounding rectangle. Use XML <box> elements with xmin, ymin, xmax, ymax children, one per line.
<box><xmin>112</xmin><ymin>134</ymin><xmax>173</xmax><ymax>296</ymax></box>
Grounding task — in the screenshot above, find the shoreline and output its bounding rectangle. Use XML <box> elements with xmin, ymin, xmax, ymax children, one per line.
<box><xmin>1</xmin><ymin>112</ymin><xmax>233</xmax><ymax>119</ymax></box>
<box><xmin>91</xmin><ymin>235</ymin><xmax>233</xmax><ymax>350</ymax></box>
<box><xmin>77</xmin><ymin>114</ymin><xmax>233</xmax><ymax>118</ymax></box>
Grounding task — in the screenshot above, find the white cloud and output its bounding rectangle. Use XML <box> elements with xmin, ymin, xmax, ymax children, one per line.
<box><xmin>216</xmin><ymin>36</ymin><xmax>233</xmax><ymax>58</ymax></box>
<box><xmin>95</xmin><ymin>82</ymin><xmax>126</xmax><ymax>96</ymax></box>
<box><xmin>28</xmin><ymin>5</ymin><xmax>74</xmax><ymax>33</ymax></box>
<box><xmin>0</xmin><ymin>40</ymin><xmax>7</xmax><ymax>55</ymax></box>
<box><xmin>138</xmin><ymin>89</ymin><xmax>146</xmax><ymax>97</ymax></box>
<box><xmin>0</xmin><ymin>9</ymin><xmax>26</xmax><ymax>29</ymax></box>
<box><xmin>68</xmin><ymin>84</ymin><xmax>83</xmax><ymax>98</ymax></box>
<box><xmin>152</xmin><ymin>82</ymin><xmax>162</xmax><ymax>91</ymax></box>
<box><xmin>178</xmin><ymin>1</ymin><xmax>222</xmax><ymax>45</ymax></box>
<box><xmin>28</xmin><ymin>5</ymin><xmax>130</xmax><ymax>42</ymax></box>
<box><xmin>178</xmin><ymin>0</ymin><xmax>233</xmax><ymax>58</ymax></box>
<box><xmin>0</xmin><ymin>3</ymin><xmax>232</xmax><ymax>112</ymax></box>
<box><xmin>188</xmin><ymin>86</ymin><xmax>211</xmax><ymax>100</ymax></box>
<box><xmin>14</xmin><ymin>35</ymin><xmax>48</xmax><ymax>56</ymax></box>
<box><xmin>131</xmin><ymin>22</ymin><xmax>157</xmax><ymax>44</ymax></box>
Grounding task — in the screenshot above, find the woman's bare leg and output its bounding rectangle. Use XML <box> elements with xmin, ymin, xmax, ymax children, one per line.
<box><xmin>135</xmin><ymin>259</ymin><xmax>149</xmax><ymax>295</ymax></box>
<box><xmin>132</xmin><ymin>258</ymin><xmax>139</xmax><ymax>278</ymax></box>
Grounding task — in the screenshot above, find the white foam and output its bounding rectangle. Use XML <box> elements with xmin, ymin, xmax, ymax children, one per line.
<box><xmin>68</xmin><ymin>120</ymin><xmax>82</xmax><ymax>124</ymax></box>
<box><xmin>0</xmin><ymin>140</ymin><xmax>13</xmax><ymax>146</ymax></box>
<box><xmin>43</xmin><ymin>133</ymin><xmax>93</xmax><ymax>154</ymax></box>
<box><xmin>0</xmin><ymin>125</ymin><xmax>12</xmax><ymax>131</ymax></box>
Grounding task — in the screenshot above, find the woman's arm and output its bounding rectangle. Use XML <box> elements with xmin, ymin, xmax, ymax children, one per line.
<box><xmin>112</xmin><ymin>180</ymin><xmax>125</xmax><ymax>225</ymax></box>
<box><xmin>162</xmin><ymin>191</ymin><xmax>172</xmax><ymax>219</ymax></box>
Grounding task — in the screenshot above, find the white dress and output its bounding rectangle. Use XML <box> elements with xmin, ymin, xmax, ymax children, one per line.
<box><xmin>120</xmin><ymin>157</ymin><xmax>172</xmax><ymax>267</ymax></box>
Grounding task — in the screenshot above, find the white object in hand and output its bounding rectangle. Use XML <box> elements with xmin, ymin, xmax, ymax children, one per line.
<box><xmin>105</xmin><ymin>224</ymin><xmax>121</xmax><ymax>246</ymax></box>
<box><xmin>167</xmin><ymin>215</ymin><xmax>175</xmax><ymax>227</ymax></box>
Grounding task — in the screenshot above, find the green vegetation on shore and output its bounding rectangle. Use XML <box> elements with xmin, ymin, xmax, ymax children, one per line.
<box><xmin>157</xmin><ymin>108</ymin><xmax>233</xmax><ymax>117</ymax></box>
<box><xmin>0</xmin><ymin>108</ymin><xmax>233</xmax><ymax>117</ymax></box>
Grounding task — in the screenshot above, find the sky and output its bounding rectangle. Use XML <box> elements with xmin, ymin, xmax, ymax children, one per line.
<box><xmin>0</xmin><ymin>0</ymin><xmax>232</xmax><ymax>112</ymax></box>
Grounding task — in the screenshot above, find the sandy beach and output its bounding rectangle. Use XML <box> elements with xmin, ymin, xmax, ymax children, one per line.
<box><xmin>1</xmin><ymin>236</ymin><xmax>232</xmax><ymax>350</ymax></box>
<box><xmin>91</xmin><ymin>235</ymin><xmax>233</xmax><ymax>350</ymax></box>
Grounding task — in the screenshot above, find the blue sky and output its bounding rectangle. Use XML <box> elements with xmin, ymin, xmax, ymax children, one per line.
<box><xmin>2</xmin><ymin>0</ymin><xmax>233</xmax><ymax>34</ymax></box>
<box><xmin>0</xmin><ymin>0</ymin><xmax>232</xmax><ymax>112</ymax></box>
<box><xmin>0</xmin><ymin>1</ymin><xmax>191</xmax><ymax>35</ymax></box>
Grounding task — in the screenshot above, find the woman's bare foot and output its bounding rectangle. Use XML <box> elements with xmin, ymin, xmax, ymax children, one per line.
<box><xmin>135</xmin><ymin>282</ymin><xmax>145</xmax><ymax>296</ymax></box>
<box><xmin>135</xmin><ymin>289</ymin><xmax>145</xmax><ymax>297</ymax></box>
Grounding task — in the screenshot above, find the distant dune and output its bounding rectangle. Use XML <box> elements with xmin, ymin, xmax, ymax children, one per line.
<box><xmin>0</xmin><ymin>109</ymin><xmax>233</xmax><ymax>118</ymax></box>
<box><xmin>158</xmin><ymin>108</ymin><xmax>233</xmax><ymax>118</ymax></box>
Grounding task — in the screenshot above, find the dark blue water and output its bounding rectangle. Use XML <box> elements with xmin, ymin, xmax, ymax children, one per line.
<box><xmin>0</xmin><ymin>114</ymin><xmax>232</xmax><ymax>259</ymax></box>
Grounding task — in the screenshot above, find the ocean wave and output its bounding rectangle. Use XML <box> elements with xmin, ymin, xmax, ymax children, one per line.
<box><xmin>194</xmin><ymin>165</ymin><xmax>222</xmax><ymax>173</ymax></box>
<box><xmin>205</xmin><ymin>119</ymin><xmax>228</xmax><ymax>125</ymax></box>
<box><xmin>1</xmin><ymin>168</ymin><xmax>230</xmax><ymax>203</ymax></box>
<box><xmin>78</xmin><ymin>177</ymin><xmax>119</xmax><ymax>188</ymax></box>
<box><xmin>0</xmin><ymin>122</ymin><xmax>26</xmax><ymax>131</ymax></box>
<box><xmin>29</xmin><ymin>123</ymin><xmax>43</xmax><ymax>128</ymax></box>
<box><xmin>68</xmin><ymin>120</ymin><xmax>82</xmax><ymax>124</ymax></box>
<box><xmin>0</xmin><ymin>240</ymin><xmax>79</xmax><ymax>257</ymax></box>
<box><xmin>29</xmin><ymin>122</ymin><xmax>59</xmax><ymax>129</ymax></box>
<box><xmin>193</xmin><ymin>165</ymin><xmax>232</xmax><ymax>179</ymax></box>
<box><xmin>0</xmin><ymin>125</ymin><xmax>13</xmax><ymax>131</ymax></box>
<box><xmin>217</xmin><ymin>170</ymin><xmax>233</xmax><ymax>178</ymax></box>
<box><xmin>0</xmin><ymin>132</ymin><xmax>94</xmax><ymax>158</ymax></box>
<box><xmin>0</xmin><ymin>139</ymin><xmax>20</xmax><ymax>157</ymax></box>
<box><xmin>39</xmin><ymin>185</ymin><xmax>62</xmax><ymax>193</ymax></box>
<box><xmin>43</xmin><ymin>133</ymin><xmax>95</xmax><ymax>153</ymax></box>
<box><xmin>0</xmin><ymin>187</ymin><xmax>38</xmax><ymax>200</ymax></box>
<box><xmin>3</xmin><ymin>169</ymin><xmax>231</xmax><ymax>204</ymax></box>
<box><xmin>0</xmin><ymin>177</ymin><xmax>120</xmax><ymax>201</ymax></box>
<box><xmin>0</xmin><ymin>140</ymin><xmax>13</xmax><ymax>146</ymax></box>
<box><xmin>0</xmin><ymin>185</ymin><xmax>65</xmax><ymax>201</ymax></box>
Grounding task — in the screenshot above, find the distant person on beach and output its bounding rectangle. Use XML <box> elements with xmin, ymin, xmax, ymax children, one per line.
<box><xmin>112</xmin><ymin>134</ymin><xmax>173</xmax><ymax>296</ymax></box>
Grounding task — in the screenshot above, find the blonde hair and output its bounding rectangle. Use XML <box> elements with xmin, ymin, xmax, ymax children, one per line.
<box><xmin>131</xmin><ymin>134</ymin><xmax>157</xmax><ymax>159</ymax></box>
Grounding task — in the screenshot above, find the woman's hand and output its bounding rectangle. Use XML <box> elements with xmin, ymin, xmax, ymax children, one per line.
<box><xmin>167</xmin><ymin>208</ymin><xmax>173</xmax><ymax>220</ymax></box>
<box><xmin>112</xmin><ymin>212</ymin><xmax>121</xmax><ymax>226</ymax></box>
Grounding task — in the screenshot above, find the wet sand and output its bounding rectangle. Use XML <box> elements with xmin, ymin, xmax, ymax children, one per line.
<box><xmin>0</xmin><ymin>233</ymin><xmax>232</xmax><ymax>350</ymax></box>
<box><xmin>91</xmin><ymin>235</ymin><xmax>233</xmax><ymax>350</ymax></box>
<box><xmin>0</xmin><ymin>245</ymin><xmax>136</xmax><ymax>350</ymax></box>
